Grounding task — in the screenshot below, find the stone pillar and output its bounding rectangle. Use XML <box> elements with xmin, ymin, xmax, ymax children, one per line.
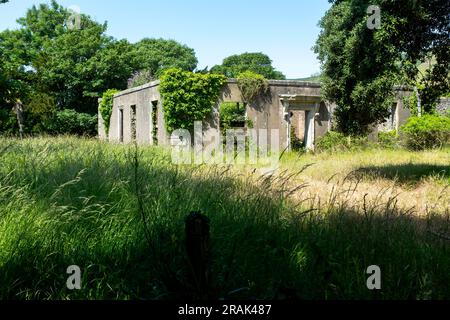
<box><xmin>282</xmin><ymin>99</ymin><xmax>291</xmax><ymax>151</ymax></box>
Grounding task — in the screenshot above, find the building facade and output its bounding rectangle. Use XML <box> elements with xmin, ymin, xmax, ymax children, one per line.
<box><xmin>98</xmin><ymin>79</ymin><xmax>414</xmax><ymax>150</ymax></box>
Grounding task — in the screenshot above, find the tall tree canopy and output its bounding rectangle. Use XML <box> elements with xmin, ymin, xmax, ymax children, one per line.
<box><xmin>133</xmin><ymin>38</ymin><xmax>198</xmax><ymax>79</ymax></box>
<box><xmin>0</xmin><ymin>1</ymin><xmax>134</xmax><ymax>116</ymax></box>
<box><xmin>211</xmin><ymin>52</ymin><xmax>286</xmax><ymax>80</ymax></box>
<box><xmin>0</xmin><ymin>0</ymin><xmax>199</xmax><ymax>132</ymax></box>
<box><xmin>315</xmin><ymin>0</ymin><xmax>450</xmax><ymax>135</ymax></box>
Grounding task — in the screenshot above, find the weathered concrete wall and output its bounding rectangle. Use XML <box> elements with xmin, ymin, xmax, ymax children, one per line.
<box><xmin>99</xmin><ymin>79</ymin><xmax>417</xmax><ymax>151</ymax></box>
<box><xmin>219</xmin><ymin>80</ymin><xmax>325</xmax><ymax>149</ymax></box>
<box><xmin>378</xmin><ymin>90</ymin><xmax>412</xmax><ymax>133</ymax></box>
<box><xmin>315</xmin><ymin>102</ymin><xmax>330</xmax><ymax>141</ymax></box>
<box><xmin>107</xmin><ymin>81</ymin><xmax>166</xmax><ymax>145</ymax></box>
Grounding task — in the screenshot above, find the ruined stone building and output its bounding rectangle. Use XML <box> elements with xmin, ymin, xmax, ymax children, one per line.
<box><xmin>98</xmin><ymin>79</ymin><xmax>414</xmax><ymax>150</ymax></box>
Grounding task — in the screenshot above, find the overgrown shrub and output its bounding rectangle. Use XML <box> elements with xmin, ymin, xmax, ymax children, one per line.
<box><xmin>237</xmin><ymin>71</ymin><xmax>269</xmax><ymax>104</ymax></box>
<box><xmin>160</xmin><ymin>68</ymin><xmax>226</xmax><ymax>133</ymax></box>
<box><xmin>378</xmin><ymin>130</ymin><xmax>400</xmax><ymax>149</ymax></box>
<box><xmin>401</xmin><ymin>115</ymin><xmax>450</xmax><ymax>150</ymax></box>
<box><xmin>99</xmin><ymin>89</ymin><xmax>120</xmax><ymax>134</ymax></box>
<box><xmin>315</xmin><ymin>131</ymin><xmax>369</xmax><ymax>153</ymax></box>
<box><xmin>0</xmin><ymin>108</ymin><xmax>17</xmax><ymax>135</ymax></box>
<box><xmin>219</xmin><ymin>102</ymin><xmax>246</xmax><ymax>131</ymax></box>
<box><xmin>47</xmin><ymin>109</ymin><xmax>97</xmax><ymax>137</ymax></box>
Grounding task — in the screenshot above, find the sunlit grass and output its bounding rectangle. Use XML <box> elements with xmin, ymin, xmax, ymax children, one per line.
<box><xmin>0</xmin><ymin>137</ymin><xmax>448</xmax><ymax>300</ymax></box>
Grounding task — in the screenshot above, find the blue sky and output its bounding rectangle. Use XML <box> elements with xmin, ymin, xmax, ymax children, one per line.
<box><xmin>0</xmin><ymin>0</ymin><xmax>331</xmax><ymax>78</ymax></box>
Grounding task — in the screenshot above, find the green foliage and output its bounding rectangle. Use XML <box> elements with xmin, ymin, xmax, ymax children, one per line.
<box><xmin>404</xmin><ymin>91</ymin><xmax>419</xmax><ymax>116</ymax></box>
<box><xmin>127</xmin><ymin>69</ymin><xmax>155</xmax><ymax>89</ymax></box>
<box><xmin>211</xmin><ymin>52</ymin><xmax>285</xmax><ymax>80</ymax></box>
<box><xmin>47</xmin><ymin>109</ymin><xmax>97</xmax><ymax>136</ymax></box>
<box><xmin>378</xmin><ymin>130</ymin><xmax>400</xmax><ymax>149</ymax></box>
<box><xmin>219</xmin><ymin>102</ymin><xmax>246</xmax><ymax>131</ymax></box>
<box><xmin>24</xmin><ymin>91</ymin><xmax>57</xmax><ymax>134</ymax></box>
<box><xmin>315</xmin><ymin>131</ymin><xmax>369</xmax><ymax>153</ymax></box>
<box><xmin>133</xmin><ymin>38</ymin><xmax>198</xmax><ymax>78</ymax></box>
<box><xmin>159</xmin><ymin>68</ymin><xmax>226</xmax><ymax>133</ymax></box>
<box><xmin>99</xmin><ymin>89</ymin><xmax>120</xmax><ymax>133</ymax></box>
<box><xmin>401</xmin><ymin>115</ymin><xmax>450</xmax><ymax>150</ymax></box>
<box><xmin>37</xmin><ymin>26</ymin><xmax>134</xmax><ymax>114</ymax></box>
<box><xmin>315</xmin><ymin>0</ymin><xmax>450</xmax><ymax>134</ymax></box>
<box><xmin>290</xmin><ymin>126</ymin><xmax>304</xmax><ymax>152</ymax></box>
<box><xmin>0</xmin><ymin>2</ymin><xmax>201</xmax><ymax>122</ymax></box>
<box><xmin>0</xmin><ymin>137</ymin><xmax>449</xmax><ymax>299</ymax></box>
<box><xmin>236</xmin><ymin>71</ymin><xmax>269</xmax><ymax>104</ymax></box>
<box><xmin>0</xmin><ymin>1</ymin><xmax>135</xmax><ymax>116</ymax></box>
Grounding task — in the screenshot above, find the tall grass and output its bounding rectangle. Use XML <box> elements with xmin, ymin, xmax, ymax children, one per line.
<box><xmin>0</xmin><ymin>137</ymin><xmax>448</xmax><ymax>300</ymax></box>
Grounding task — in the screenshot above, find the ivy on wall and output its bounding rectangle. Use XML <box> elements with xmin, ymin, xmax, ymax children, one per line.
<box><xmin>99</xmin><ymin>89</ymin><xmax>120</xmax><ymax>133</ymax></box>
<box><xmin>237</xmin><ymin>71</ymin><xmax>269</xmax><ymax>104</ymax></box>
<box><xmin>219</xmin><ymin>102</ymin><xmax>248</xmax><ymax>131</ymax></box>
<box><xmin>159</xmin><ymin>68</ymin><xmax>226</xmax><ymax>133</ymax></box>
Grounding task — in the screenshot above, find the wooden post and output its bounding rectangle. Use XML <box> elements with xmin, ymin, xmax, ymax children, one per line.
<box><xmin>185</xmin><ymin>211</ymin><xmax>210</xmax><ymax>293</ymax></box>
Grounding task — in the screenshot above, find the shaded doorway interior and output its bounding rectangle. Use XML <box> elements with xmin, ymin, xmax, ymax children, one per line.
<box><xmin>131</xmin><ymin>105</ymin><xmax>137</xmax><ymax>141</ymax></box>
<box><xmin>119</xmin><ymin>108</ymin><xmax>124</xmax><ymax>143</ymax></box>
<box><xmin>151</xmin><ymin>101</ymin><xmax>158</xmax><ymax>145</ymax></box>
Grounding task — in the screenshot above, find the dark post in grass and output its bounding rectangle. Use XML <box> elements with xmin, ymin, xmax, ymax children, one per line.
<box><xmin>185</xmin><ymin>211</ymin><xmax>211</xmax><ymax>294</ymax></box>
<box><xmin>12</xmin><ymin>101</ymin><xmax>24</xmax><ymax>140</ymax></box>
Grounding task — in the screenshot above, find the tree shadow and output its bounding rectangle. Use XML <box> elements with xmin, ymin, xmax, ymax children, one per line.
<box><xmin>352</xmin><ymin>164</ymin><xmax>450</xmax><ymax>185</ymax></box>
<box><xmin>0</xmin><ymin>140</ymin><xmax>449</xmax><ymax>300</ymax></box>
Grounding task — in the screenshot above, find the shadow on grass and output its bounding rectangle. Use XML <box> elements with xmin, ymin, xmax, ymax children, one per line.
<box><xmin>0</xmin><ymin>139</ymin><xmax>449</xmax><ymax>300</ymax></box>
<box><xmin>353</xmin><ymin>164</ymin><xmax>450</xmax><ymax>185</ymax></box>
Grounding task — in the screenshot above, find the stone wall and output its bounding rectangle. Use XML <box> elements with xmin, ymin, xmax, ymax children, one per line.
<box><xmin>99</xmin><ymin>80</ymin><xmax>417</xmax><ymax>150</ymax></box>
<box><xmin>437</xmin><ymin>97</ymin><xmax>450</xmax><ymax>116</ymax></box>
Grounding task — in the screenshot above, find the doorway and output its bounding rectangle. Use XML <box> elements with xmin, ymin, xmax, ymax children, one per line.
<box><xmin>119</xmin><ymin>108</ymin><xmax>124</xmax><ymax>143</ymax></box>
<box><xmin>151</xmin><ymin>101</ymin><xmax>158</xmax><ymax>145</ymax></box>
<box><xmin>131</xmin><ymin>105</ymin><xmax>137</xmax><ymax>141</ymax></box>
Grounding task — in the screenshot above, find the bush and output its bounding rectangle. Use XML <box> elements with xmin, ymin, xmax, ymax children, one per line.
<box><xmin>47</xmin><ymin>109</ymin><xmax>98</xmax><ymax>137</ymax></box>
<box><xmin>378</xmin><ymin>130</ymin><xmax>400</xmax><ymax>149</ymax></box>
<box><xmin>219</xmin><ymin>102</ymin><xmax>246</xmax><ymax>131</ymax></box>
<box><xmin>315</xmin><ymin>131</ymin><xmax>369</xmax><ymax>153</ymax></box>
<box><xmin>160</xmin><ymin>68</ymin><xmax>226</xmax><ymax>133</ymax></box>
<box><xmin>401</xmin><ymin>115</ymin><xmax>450</xmax><ymax>150</ymax></box>
<box><xmin>237</xmin><ymin>71</ymin><xmax>269</xmax><ymax>104</ymax></box>
<box><xmin>99</xmin><ymin>89</ymin><xmax>120</xmax><ymax>134</ymax></box>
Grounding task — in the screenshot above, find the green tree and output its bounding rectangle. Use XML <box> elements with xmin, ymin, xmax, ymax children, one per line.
<box><xmin>211</xmin><ymin>52</ymin><xmax>286</xmax><ymax>80</ymax></box>
<box><xmin>159</xmin><ymin>68</ymin><xmax>226</xmax><ymax>133</ymax></box>
<box><xmin>315</xmin><ymin>0</ymin><xmax>450</xmax><ymax>135</ymax></box>
<box><xmin>0</xmin><ymin>1</ymin><xmax>134</xmax><ymax>116</ymax></box>
<box><xmin>133</xmin><ymin>38</ymin><xmax>198</xmax><ymax>78</ymax></box>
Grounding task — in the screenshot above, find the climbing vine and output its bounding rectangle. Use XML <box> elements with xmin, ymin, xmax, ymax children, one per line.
<box><xmin>219</xmin><ymin>102</ymin><xmax>246</xmax><ymax>131</ymax></box>
<box><xmin>99</xmin><ymin>89</ymin><xmax>119</xmax><ymax>133</ymax></box>
<box><xmin>237</xmin><ymin>71</ymin><xmax>269</xmax><ymax>104</ymax></box>
<box><xmin>159</xmin><ymin>68</ymin><xmax>226</xmax><ymax>133</ymax></box>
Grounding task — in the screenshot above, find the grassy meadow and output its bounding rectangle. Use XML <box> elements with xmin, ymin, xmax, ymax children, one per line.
<box><xmin>0</xmin><ymin>136</ymin><xmax>449</xmax><ymax>300</ymax></box>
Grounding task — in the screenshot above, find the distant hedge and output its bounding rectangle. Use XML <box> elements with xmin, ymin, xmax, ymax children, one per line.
<box><xmin>47</xmin><ymin>109</ymin><xmax>98</xmax><ymax>137</ymax></box>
